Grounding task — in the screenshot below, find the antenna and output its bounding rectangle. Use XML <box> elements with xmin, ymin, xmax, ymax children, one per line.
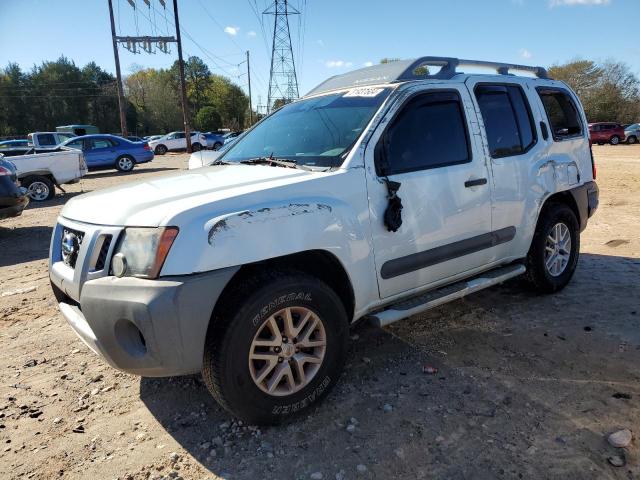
<box><xmin>264</xmin><ymin>0</ymin><xmax>299</xmax><ymax>113</ymax></box>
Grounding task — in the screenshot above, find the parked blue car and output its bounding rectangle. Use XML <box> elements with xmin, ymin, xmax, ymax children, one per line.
<box><xmin>60</xmin><ymin>134</ymin><xmax>153</xmax><ymax>172</ymax></box>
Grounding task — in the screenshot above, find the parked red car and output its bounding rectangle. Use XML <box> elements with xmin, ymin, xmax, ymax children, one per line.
<box><xmin>588</xmin><ymin>122</ymin><xmax>625</xmax><ymax>145</ymax></box>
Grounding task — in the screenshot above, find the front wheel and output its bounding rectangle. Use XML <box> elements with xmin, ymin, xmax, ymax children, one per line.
<box><xmin>154</xmin><ymin>144</ymin><xmax>167</xmax><ymax>155</ymax></box>
<box><xmin>202</xmin><ymin>270</ymin><xmax>348</xmax><ymax>425</ymax></box>
<box><xmin>627</xmin><ymin>135</ymin><xmax>637</xmax><ymax>144</ymax></box>
<box><xmin>22</xmin><ymin>175</ymin><xmax>55</xmax><ymax>201</ymax></box>
<box><xmin>610</xmin><ymin>135</ymin><xmax>620</xmax><ymax>145</ymax></box>
<box><xmin>525</xmin><ymin>203</ymin><xmax>580</xmax><ymax>293</ymax></box>
<box><xmin>116</xmin><ymin>155</ymin><xmax>135</xmax><ymax>172</ymax></box>
<box><xmin>192</xmin><ymin>142</ymin><xmax>202</xmax><ymax>152</ymax></box>
<box><xmin>213</xmin><ymin>142</ymin><xmax>222</xmax><ymax>151</ymax></box>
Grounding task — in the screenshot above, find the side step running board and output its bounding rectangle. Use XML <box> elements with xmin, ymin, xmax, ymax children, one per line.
<box><xmin>369</xmin><ymin>264</ymin><xmax>526</xmax><ymax>328</ymax></box>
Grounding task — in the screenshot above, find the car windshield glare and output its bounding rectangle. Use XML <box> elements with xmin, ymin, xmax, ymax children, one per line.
<box><xmin>222</xmin><ymin>88</ymin><xmax>392</xmax><ymax>168</ymax></box>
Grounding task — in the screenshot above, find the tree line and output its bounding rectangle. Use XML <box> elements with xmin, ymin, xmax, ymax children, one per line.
<box><xmin>1</xmin><ymin>56</ymin><xmax>638</xmax><ymax>138</ymax></box>
<box><xmin>0</xmin><ymin>55</ymin><xmax>251</xmax><ymax>137</ymax></box>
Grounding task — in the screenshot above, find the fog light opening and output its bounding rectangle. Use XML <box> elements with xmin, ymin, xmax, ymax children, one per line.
<box><xmin>114</xmin><ymin>319</ymin><xmax>148</xmax><ymax>358</ymax></box>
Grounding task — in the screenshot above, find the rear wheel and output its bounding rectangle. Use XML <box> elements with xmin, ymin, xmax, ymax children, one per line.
<box><xmin>116</xmin><ymin>155</ymin><xmax>135</xmax><ymax>172</ymax></box>
<box><xmin>202</xmin><ymin>270</ymin><xmax>348</xmax><ymax>425</ymax></box>
<box><xmin>192</xmin><ymin>142</ymin><xmax>202</xmax><ymax>152</ymax></box>
<box><xmin>525</xmin><ymin>203</ymin><xmax>579</xmax><ymax>293</ymax></box>
<box><xmin>610</xmin><ymin>135</ymin><xmax>620</xmax><ymax>145</ymax></box>
<box><xmin>22</xmin><ymin>175</ymin><xmax>55</xmax><ymax>201</ymax></box>
<box><xmin>627</xmin><ymin>135</ymin><xmax>637</xmax><ymax>144</ymax></box>
<box><xmin>154</xmin><ymin>144</ymin><xmax>167</xmax><ymax>155</ymax></box>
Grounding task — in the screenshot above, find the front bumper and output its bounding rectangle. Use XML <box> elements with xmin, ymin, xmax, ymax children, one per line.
<box><xmin>51</xmin><ymin>268</ymin><xmax>238</xmax><ymax>377</ymax></box>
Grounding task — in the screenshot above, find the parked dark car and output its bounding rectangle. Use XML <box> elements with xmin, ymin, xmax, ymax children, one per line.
<box><xmin>588</xmin><ymin>122</ymin><xmax>626</xmax><ymax>145</ymax></box>
<box><xmin>60</xmin><ymin>134</ymin><xmax>153</xmax><ymax>172</ymax></box>
<box><xmin>0</xmin><ymin>156</ymin><xmax>30</xmax><ymax>220</ymax></box>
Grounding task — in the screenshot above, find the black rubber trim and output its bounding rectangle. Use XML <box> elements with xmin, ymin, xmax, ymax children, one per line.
<box><xmin>568</xmin><ymin>180</ymin><xmax>599</xmax><ymax>231</ymax></box>
<box><xmin>380</xmin><ymin>226</ymin><xmax>516</xmax><ymax>280</ymax></box>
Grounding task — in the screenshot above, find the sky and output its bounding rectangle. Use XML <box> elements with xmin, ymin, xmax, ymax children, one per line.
<box><xmin>1</xmin><ymin>0</ymin><xmax>638</xmax><ymax>114</ymax></box>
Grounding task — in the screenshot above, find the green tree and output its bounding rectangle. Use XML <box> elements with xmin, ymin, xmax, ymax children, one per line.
<box><xmin>194</xmin><ymin>106</ymin><xmax>222</xmax><ymax>132</ymax></box>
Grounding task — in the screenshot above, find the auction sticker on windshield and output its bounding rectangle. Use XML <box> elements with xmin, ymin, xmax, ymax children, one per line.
<box><xmin>344</xmin><ymin>87</ymin><xmax>385</xmax><ymax>98</ymax></box>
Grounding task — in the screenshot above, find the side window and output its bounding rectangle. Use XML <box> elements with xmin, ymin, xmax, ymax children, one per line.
<box><xmin>176</xmin><ymin>132</ymin><xmax>186</xmax><ymax>139</ymax></box>
<box><xmin>475</xmin><ymin>84</ymin><xmax>536</xmax><ymax>158</ymax></box>
<box><xmin>166</xmin><ymin>133</ymin><xmax>176</xmax><ymax>140</ymax></box>
<box><xmin>38</xmin><ymin>134</ymin><xmax>56</xmax><ymax>146</ymax></box>
<box><xmin>536</xmin><ymin>88</ymin><xmax>583</xmax><ymax>140</ymax></box>
<box><xmin>91</xmin><ymin>139</ymin><xmax>112</xmax><ymax>149</ymax></box>
<box><xmin>65</xmin><ymin>139</ymin><xmax>84</xmax><ymax>150</ymax></box>
<box><xmin>377</xmin><ymin>91</ymin><xmax>471</xmax><ymax>175</ymax></box>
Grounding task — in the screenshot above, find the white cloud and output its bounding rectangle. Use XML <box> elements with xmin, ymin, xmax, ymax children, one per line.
<box><xmin>325</xmin><ymin>60</ymin><xmax>353</xmax><ymax>68</ymax></box>
<box><xmin>550</xmin><ymin>0</ymin><xmax>610</xmax><ymax>6</ymax></box>
<box><xmin>519</xmin><ymin>48</ymin><xmax>532</xmax><ymax>59</ymax></box>
<box><xmin>364</xmin><ymin>61</ymin><xmax>374</xmax><ymax>67</ymax></box>
<box><xmin>247</xmin><ymin>30</ymin><xmax>257</xmax><ymax>38</ymax></box>
<box><xmin>224</xmin><ymin>26</ymin><xmax>239</xmax><ymax>36</ymax></box>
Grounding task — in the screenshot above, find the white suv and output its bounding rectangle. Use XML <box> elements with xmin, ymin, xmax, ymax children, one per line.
<box><xmin>148</xmin><ymin>131</ymin><xmax>206</xmax><ymax>154</ymax></box>
<box><xmin>49</xmin><ymin>57</ymin><xmax>598</xmax><ymax>424</ymax></box>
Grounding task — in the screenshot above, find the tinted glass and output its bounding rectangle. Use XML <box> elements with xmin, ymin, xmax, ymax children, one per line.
<box><xmin>475</xmin><ymin>85</ymin><xmax>535</xmax><ymax>158</ymax></box>
<box><xmin>381</xmin><ymin>92</ymin><xmax>470</xmax><ymax>174</ymax></box>
<box><xmin>537</xmin><ymin>88</ymin><xmax>583</xmax><ymax>139</ymax></box>
<box><xmin>176</xmin><ymin>132</ymin><xmax>186</xmax><ymax>139</ymax></box>
<box><xmin>39</xmin><ymin>134</ymin><xmax>56</xmax><ymax>146</ymax></box>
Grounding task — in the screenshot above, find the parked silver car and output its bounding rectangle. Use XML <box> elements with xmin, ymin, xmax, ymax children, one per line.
<box><xmin>624</xmin><ymin>123</ymin><xmax>640</xmax><ymax>144</ymax></box>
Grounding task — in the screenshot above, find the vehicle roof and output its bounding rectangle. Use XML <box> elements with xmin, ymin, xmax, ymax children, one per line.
<box><xmin>62</xmin><ymin>134</ymin><xmax>125</xmax><ymax>141</ymax></box>
<box><xmin>305</xmin><ymin>56</ymin><xmax>550</xmax><ymax>97</ymax></box>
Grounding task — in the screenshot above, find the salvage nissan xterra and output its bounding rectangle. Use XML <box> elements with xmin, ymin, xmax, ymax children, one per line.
<box><xmin>49</xmin><ymin>57</ymin><xmax>599</xmax><ymax>424</ymax></box>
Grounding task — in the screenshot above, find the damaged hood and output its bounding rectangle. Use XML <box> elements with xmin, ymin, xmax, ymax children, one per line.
<box><xmin>60</xmin><ymin>164</ymin><xmax>317</xmax><ymax>226</ymax></box>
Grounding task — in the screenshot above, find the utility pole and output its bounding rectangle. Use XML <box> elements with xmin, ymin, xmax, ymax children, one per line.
<box><xmin>108</xmin><ymin>0</ymin><xmax>128</xmax><ymax>137</ymax></box>
<box><xmin>246</xmin><ymin>50</ymin><xmax>253</xmax><ymax>126</ymax></box>
<box><xmin>172</xmin><ymin>0</ymin><xmax>192</xmax><ymax>153</ymax></box>
<box><xmin>264</xmin><ymin>0</ymin><xmax>300</xmax><ymax>113</ymax></box>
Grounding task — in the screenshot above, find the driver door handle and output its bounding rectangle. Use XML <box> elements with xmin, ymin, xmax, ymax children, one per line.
<box><xmin>464</xmin><ymin>178</ymin><xmax>487</xmax><ymax>188</ymax></box>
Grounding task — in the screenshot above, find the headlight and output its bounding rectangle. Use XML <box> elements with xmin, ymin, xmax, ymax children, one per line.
<box><xmin>112</xmin><ymin>227</ymin><xmax>178</xmax><ymax>279</ymax></box>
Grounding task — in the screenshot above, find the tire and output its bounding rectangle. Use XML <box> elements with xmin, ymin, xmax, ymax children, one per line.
<box><xmin>610</xmin><ymin>135</ymin><xmax>620</xmax><ymax>145</ymax></box>
<box><xmin>154</xmin><ymin>144</ymin><xmax>167</xmax><ymax>155</ymax></box>
<box><xmin>115</xmin><ymin>155</ymin><xmax>135</xmax><ymax>172</ymax></box>
<box><xmin>213</xmin><ymin>142</ymin><xmax>222</xmax><ymax>151</ymax></box>
<box><xmin>202</xmin><ymin>269</ymin><xmax>349</xmax><ymax>425</ymax></box>
<box><xmin>22</xmin><ymin>175</ymin><xmax>55</xmax><ymax>201</ymax></box>
<box><xmin>627</xmin><ymin>135</ymin><xmax>637</xmax><ymax>144</ymax></box>
<box><xmin>192</xmin><ymin>142</ymin><xmax>202</xmax><ymax>152</ymax></box>
<box><xmin>525</xmin><ymin>203</ymin><xmax>580</xmax><ymax>293</ymax></box>
<box><xmin>597</xmin><ymin>142</ymin><xmax>604</xmax><ymax>146</ymax></box>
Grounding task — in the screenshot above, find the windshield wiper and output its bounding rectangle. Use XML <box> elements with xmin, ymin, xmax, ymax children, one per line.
<box><xmin>240</xmin><ymin>156</ymin><xmax>313</xmax><ymax>171</ymax></box>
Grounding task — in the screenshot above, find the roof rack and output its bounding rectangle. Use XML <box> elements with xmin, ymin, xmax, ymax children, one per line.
<box><xmin>305</xmin><ymin>56</ymin><xmax>550</xmax><ymax>97</ymax></box>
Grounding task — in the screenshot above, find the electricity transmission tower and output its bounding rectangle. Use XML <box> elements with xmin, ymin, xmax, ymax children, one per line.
<box><xmin>264</xmin><ymin>0</ymin><xmax>299</xmax><ymax>113</ymax></box>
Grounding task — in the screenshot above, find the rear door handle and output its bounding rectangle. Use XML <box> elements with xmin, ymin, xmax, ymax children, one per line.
<box><xmin>465</xmin><ymin>178</ymin><xmax>487</xmax><ymax>188</ymax></box>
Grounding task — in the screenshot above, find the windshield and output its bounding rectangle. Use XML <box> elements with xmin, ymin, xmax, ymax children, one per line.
<box><xmin>222</xmin><ymin>87</ymin><xmax>392</xmax><ymax>168</ymax></box>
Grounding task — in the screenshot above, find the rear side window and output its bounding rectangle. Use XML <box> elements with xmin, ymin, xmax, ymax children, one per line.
<box><xmin>377</xmin><ymin>91</ymin><xmax>470</xmax><ymax>175</ymax></box>
<box><xmin>537</xmin><ymin>88</ymin><xmax>583</xmax><ymax>140</ymax></box>
<box><xmin>475</xmin><ymin>84</ymin><xmax>536</xmax><ymax>158</ymax></box>
<box><xmin>38</xmin><ymin>134</ymin><xmax>56</xmax><ymax>146</ymax></box>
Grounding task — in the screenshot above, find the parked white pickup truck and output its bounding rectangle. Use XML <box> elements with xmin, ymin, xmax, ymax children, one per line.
<box><xmin>10</xmin><ymin>148</ymin><xmax>87</xmax><ymax>201</ymax></box>
<box><xmin>28</xmin><ymin>131</ymin><xmax>76</xmax><ymax>148</ymax></box>
<box><xmin>50</xmin><ymin>57</ymin><xmax>598</xmax><ymax>424</ymax></box>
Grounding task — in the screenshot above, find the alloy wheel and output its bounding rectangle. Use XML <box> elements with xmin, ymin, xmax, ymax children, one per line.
<box><xmin>27</xmin><ymin>181</ymin><xmax>50</xmax><ymax>201</ymax></box>
<box><xmin>249</xmin><ymin>306</ymin><xmax>326</xmax><ymax>396</ymax></box>
<box><xmin>544</xmin><ymin>222</ymin><xmax>572</xmax><ymax>277</ymax></box>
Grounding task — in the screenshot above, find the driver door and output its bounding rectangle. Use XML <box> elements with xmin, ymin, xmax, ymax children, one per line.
<box><xmin>365</xmin><ymin>85</ymin><xmax>494</xmax><ymax>299</ymax></box>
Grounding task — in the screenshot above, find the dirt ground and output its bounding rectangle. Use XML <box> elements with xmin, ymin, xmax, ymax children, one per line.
<box><xmin>0</xmin><ymin>146</ymin><xmax>638</xmax><ymax>480</ymax></box>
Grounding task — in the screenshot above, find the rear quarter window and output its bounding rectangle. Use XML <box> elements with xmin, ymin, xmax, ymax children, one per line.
<box><xmin>536</xmin><ymin>87</ymin><xmax>584</xmax><ymax>141</ymax></box>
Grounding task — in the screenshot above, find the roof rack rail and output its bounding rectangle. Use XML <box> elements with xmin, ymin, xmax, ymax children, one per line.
<box><xmin>399</xmin><ymin>57</ymin><xmax>549</xmax><ymax>81</ymax></box>
<box><xmin>305</xmin><ymin>56</ymin><xmax>550</xmax><ymax>97</ymax></box>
